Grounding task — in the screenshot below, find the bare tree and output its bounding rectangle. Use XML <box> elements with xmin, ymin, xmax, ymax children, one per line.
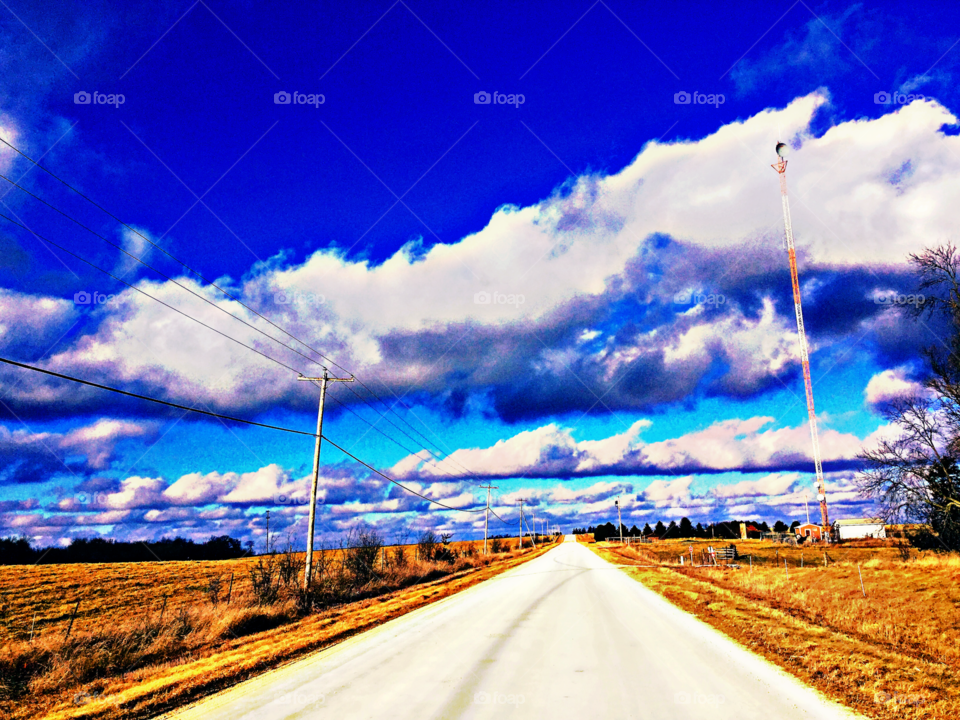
<box><xmin>417</xmin><ymin>529</ymin><xmax>437</xmax><ymax>563</ymax></box>
<box><xmin>393</xmin><ymin>528</ymin><xmax>409</xmax><ymax>566</ymax></box>
<box><xmin>857</xmin><ymin>244</ymin><xmax>960</xmax><ymax>550</ymax></box>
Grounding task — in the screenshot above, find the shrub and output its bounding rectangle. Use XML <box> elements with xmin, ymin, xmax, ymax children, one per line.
<box><xmin>417</xmin><ymin>530</ymin><xmax>438</xmax><ymax>562</ymax></box>
<box><xmin>345</xmin><ymin>529</ymin><xmax>383</xmax><ymax>585</ymax></box>
<box><xmin>249</xmin><ymin>556</ymin><xmax>281</xmax><ymax>605</ymax></box>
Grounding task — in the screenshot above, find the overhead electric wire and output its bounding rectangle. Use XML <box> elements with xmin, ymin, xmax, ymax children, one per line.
<box><xmin>0</xmin><ymin>136</ymin><xmax>489</xmax><ymax>489</ymax></box>
<box><xmin>319</xmin><ymin>434</ymin><xmax>485</xmax><ymax>514</ymax></box>
<box><xmin>0</xmin><ymin>211</ymin><xmax>303</xmax><ymax>375</ymax></box>
<box><xmin>0</xmin><ymin>356</ymin><xmax>314</xmax><ymax>436</ymax></box>
<box><xmin>323</xmin><ymin>391</ymin><xmax>477</xmax><ymax>484</ymax></box>
<box><xmin>0</xmin><ymin>171</ymin><xmax>337</xmax><ymax>374</ymax></box>
<box><xmin>0</xmin><ymin>355</ymin><xmax>487</xmax><ymax>514</ymax></box>
<box><xmin>0</xmin><ymin>136</ymin><xmax>352</xmax><ymax>374</ymax></box>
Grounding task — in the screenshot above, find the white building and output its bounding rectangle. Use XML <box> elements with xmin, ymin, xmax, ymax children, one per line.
<box><xmin>833</xmin><ymin>518</ymin><xmax>886</xmax><ymax>540</ymax></box>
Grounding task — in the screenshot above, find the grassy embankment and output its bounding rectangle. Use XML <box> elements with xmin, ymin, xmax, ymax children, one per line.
<box><xmin>0</xmin><ymin>536</ymin><xmax>558</xmax><ymax>719</ymax></box>
<box><xmin>582</xmin><ymin>535</ymin><xmax>960</xmax><ymax>720</ymax></box>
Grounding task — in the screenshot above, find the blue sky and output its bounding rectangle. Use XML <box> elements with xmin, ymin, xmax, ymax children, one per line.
<box><xmin>2</xmin><ymin>0</ymin><xmax>959</xmax><ymax>548</ymax></box>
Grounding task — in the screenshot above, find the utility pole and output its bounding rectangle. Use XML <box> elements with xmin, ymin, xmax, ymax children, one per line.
<box><xmin>616</xmin><ymin>496</ymin><xmax>623</xmax><ymax>544</ymax></box>
<box><xmin>265</xmin><ymin>509</ymin><xmax>270</xmax><ymax>554</ymax></box>
<box><xmin>531</xmin><ymin>506</ymin><xmax>537</xmax><ymax>547</ymax></box>
<box><xmin>481</xmin><ymin>484</ymin><xmax>498</xmax><ymax>554</ymax></box>
<box><xmin>299</xmin><ymin>370</ymin><xmax>355</xmax><ymax>590</ymax></box>
<box><xmin>519</xmin><ymin>498</ymin><xmax>523</xmax><ymax>550</ymax></box>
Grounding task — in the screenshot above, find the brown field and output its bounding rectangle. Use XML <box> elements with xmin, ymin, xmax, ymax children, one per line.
<box><xmin>0</xmin><ymin>539</ymin><xmax>516</xmax><ymax>643</ymax></box>
<box><xmin>0</xmin><ymin>535</ymin><xmax>553</xmax><ymax>719</ymax></box>
<box><xmin>587</xmin><ymin>537</ymin><xmax>960</xmax><ymax>720</ymax></box>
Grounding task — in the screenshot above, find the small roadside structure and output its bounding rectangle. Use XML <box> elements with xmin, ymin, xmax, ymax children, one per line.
<box><xmin>794</xmin><ymin>523</ymin><xmax>825</xmax><ymax>541</ymax></box>
<box><xmin>834</xmin><ymin>518</ymin><xmax>886</xmax><ymax>540</ymax></box>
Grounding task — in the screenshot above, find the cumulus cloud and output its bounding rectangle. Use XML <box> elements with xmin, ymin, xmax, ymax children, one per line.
<box><xmin>393</xmin><ymin>414</ymin><xmax>877</xmax><ymax>481</ymax></box>
<box><xmin>0</xmin><ymin>93</ymin><xmax>946</xmax><ymax>425</ymax></box>
<box><xmin>864</xmin><ymin>366</ymin><xmax>927</xmax><ymax>405</ymax></box>
<box><xmin>0</xmin><ymin>418</ymin><xmax>152</xmax><ymax>485</ymax></box>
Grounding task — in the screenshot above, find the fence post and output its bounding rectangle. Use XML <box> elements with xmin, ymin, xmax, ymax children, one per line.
<box><xmin>63</xmin><ymin>599</ymin><xmax>80</xmax><ymax>640</ymax></box>
<box><xmin>858</xmin><ymin>563</ymin><xmax>866</xmax><ymax>597</ymax></box>
<box><xmin>784</xmin><ymin>558</ymin><xmax>788</xmax><ymax>578</ymax></box>
<box><xmin>749</xmin><ymin>555</ymin><xmax>752</xmax><ymax>572</ymax></box>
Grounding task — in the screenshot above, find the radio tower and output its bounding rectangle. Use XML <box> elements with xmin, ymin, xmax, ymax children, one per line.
<box><xmin>772</xmin><ymin>142</ymin><xmax>830</xmax><ymax>538</ymax></box>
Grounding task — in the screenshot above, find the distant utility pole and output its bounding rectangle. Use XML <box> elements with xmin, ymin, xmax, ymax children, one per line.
<box><xmin>265</xmin><ymin>509</ymin><xmax>270</xmax><ymax>554</ymax></box>
<box><xmin>481</xmin><ymin>484</ymin><xmax>498</xmax><ymax>554</ymax></box>
<box><xmin>616</xmin><ymin>495</ymin><xmax>623</xmax><ymax>544</ymax></box>
<box><xmin>531</xmin><ymin>506</ymin><xmax>537</xmax><ymax>547</ymax></box>
<box><xmin>299</xmin><ymin>370</ymin><xmax>355</xmax><ymax>590</ymax></box>
<box><xmin>519</xmin><ymin>498</ymin><xmax>523</xmax><ymax>550</ymax></box>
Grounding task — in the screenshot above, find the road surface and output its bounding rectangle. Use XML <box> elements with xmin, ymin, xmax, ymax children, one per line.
<box><xmin>165</xmin><ymin>536</ymin><xmax>863</xmax><ymax>719</ymax></box>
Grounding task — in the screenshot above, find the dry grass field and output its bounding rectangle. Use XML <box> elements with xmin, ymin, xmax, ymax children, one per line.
<box><xmin>587</xmin><ymin>537</ymin><xmax>960</xmax><ymax>720</ymax></box>
<box><xmin>0</xmin><ymin>535</ymin><xmax>550</xmax><ymax>719</ymax></box>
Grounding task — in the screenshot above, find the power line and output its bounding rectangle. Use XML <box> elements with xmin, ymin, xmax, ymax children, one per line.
<box><xmin>0</xmin><ymin>355</ymin><xmax>487</xmax><ymax>515</ymax></box>
<box><xmin>0</xmin><ymin>135</ymin><xmax>488</xmax><ymax>493</ymax></box>
<box><xmin>323</xmin><ymin>390</ymin><xmax>483</xmax><ymax>486</ymax></box>
<box><xmin>317</xmin><ymin>434</ymin><xmax>485</xmax><ymax>514</ymax></box>
<box><xmin>0</xmin><ymin>355</ymin><xmax>314</xmax><ymax>436</ymax></box>
<box><xmin>0</xmin><ymin>171</ymin><xmax>338</xmax><ymax>375</ymax></box>
<box><xmin>0</xmin><ymin>136</ymin><xmax>351</xmax><ymax>374</ymax></box>
<box><xmin>0</xmin><ymin>211</ymin><xmax>304</xmax><ymax>375</ymax></box>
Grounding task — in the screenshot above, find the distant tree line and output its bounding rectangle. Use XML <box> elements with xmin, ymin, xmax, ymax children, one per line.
<box><xmin>0</xmin><ymin>535</ymin><xmax>247</xmax><ymax>565</ymax></box>
<box><xmin>572</xmin><ymin>517</ymin><xmax>793</xmax><ymax>541</ymax></box>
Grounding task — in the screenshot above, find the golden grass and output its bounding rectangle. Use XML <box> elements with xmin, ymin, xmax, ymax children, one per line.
<box><xmin>588</xmin><ymin>538</ymin><xmax>960</xmax><ymax>720</ymax></box>
<box><xmin>1</xmin><ymin>537</ymin><xmax>553</xmax><ymax>719</ymax></box>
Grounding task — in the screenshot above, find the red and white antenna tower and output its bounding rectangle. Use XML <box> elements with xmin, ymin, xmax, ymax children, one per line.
<box><xmin>772</xmin><ymin>142</ymin><xmax>830</xmax><ymax>537</ymax></box>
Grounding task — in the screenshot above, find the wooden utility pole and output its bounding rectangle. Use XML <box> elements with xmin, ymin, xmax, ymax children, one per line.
<box><xmin>481</xmin><ymin>485</ymin><xmax>498</xmax><ymax>554</ymax></box>
<box><xmin>616</xmin><ymin>496</ymin><xmax>623</xmax><ymax>544</ymax></box>
<box><xmin>299</xmin><ymin>370</ymin><xmax>354</xmax><ymax>590</ymax></box>
<box><xmin>519</xmin><ymin>498</ymin><xmax>523</xmax><ymax>550</ymax></box>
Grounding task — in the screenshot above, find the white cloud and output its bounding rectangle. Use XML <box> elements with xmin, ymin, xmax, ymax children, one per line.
<box><xmin>864</xmin><ymin>366</ymin><xmax>926</xmax><ymax>404</ymax></box>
